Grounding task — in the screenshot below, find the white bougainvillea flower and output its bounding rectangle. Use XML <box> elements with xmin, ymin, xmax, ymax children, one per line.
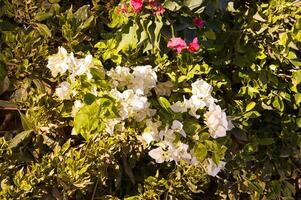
<box><xmin>191</xmin><ymin>79</ymin><xmax>213</xmax><ymax>99</ymax></box>
<box><xmin>171</xmin><ymin>120</ymin><xmax>186</xmax><ymax>137</ymax></box>
<box><xmin>148</xmin><ymin>147</ymin><xmax>170</xmax><ymax>163</ymax></box>
<box><xmin>206</xmin><ymin>158</ymin><xmax>226</xmax><ymax>177</ymax></box>
<box><xmin>107</xmin><ymin>66</ymin><xmax>133</xmax><ymax>88</ymax></box>
<box><xmin>155</xmin><ymin>81</ymin><xmax>173</xmax><ymax>96</ymax></box>
<box><xmin>111</xmin><ymin>89</ymin><xmax>154</xmax><ymax>121</ymax></box>
<box><xmin>169</xmin><ymin>142</ymin><xmax>192</xmax><ymax>162</ymax></box>
<box><xmin>72</xmin><ymin>100</ymin><xmax>83</xmax><ymax>117</ymax></box>
<box><xmin>105</xmin><ymin>118</ymin><xmax>121</xmax><ymax>135</ymax></box>
<box><xmin>188</xmin><ymin>106</ymin><xmax>201</xmax><ymax>119</ymax></box>
<box><xmin>55</xmin><ymin>81</ymin><xmax>72</xmax><ymax>100</ymax></box>
<box><xmin>171</xmin><ymin>100</ymin><xmax>188</xmax><ymax>113</ymax></box>
<box><xmin>133</xmin><ymin>108</ymin><xmax>156</xmax><ymax>122</ymax></box>
<box><xmin>47</xmin><ymin>46</ymin><xmax>70</xmax><ymax>77</ymax></box>
<box><xmin>131</xmin><ymin>65</ymin><xmax>157</xmax><ymax>95</ymax></box>
<box><xmin>159</xmin><ymin>126</ymin><xmax>176</xmax><ymax>143</ymax></box>
<box><xmin>204</xmin><ymin>104</ymin><xmax>230</xmax><ymax>138</ymax></box>
<box><xmin>190</xmin><ymin>156</ymin><xmax>199</xmax><ymax>165</ymax></box>
<box><xmin>190</xmin><ymin>95</ymin><xmax>206</xmax><ymax>109</ymax></box>
<box><xmin>69</xmin><ymin>54</ymin><xmax>93</xmax><ymax>79</ymax></box>
<box><xmin>142</xmin><ymin>119</ymin><xmax>161</xmax><ymax>144</ymax></box>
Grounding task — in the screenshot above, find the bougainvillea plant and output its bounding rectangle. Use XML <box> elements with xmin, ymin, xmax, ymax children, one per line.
<box><xmin>0</xmin><ymin>0</ymin><xmax>300</xmax><ymax>199</ymax></box>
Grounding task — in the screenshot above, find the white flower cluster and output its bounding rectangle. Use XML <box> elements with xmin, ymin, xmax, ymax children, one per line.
<box><xmin>146</xmin><ymin>119</ymin><xmax>198</xmax><ymax>164</ymax></box>
<box><xmin>170</xmin><ymin>79</ymin><xmax>232</xmax><ymax>139</ymax></box>
<box><xmin>107</xmin><ymin>66</ymin><xmax>157</xmax><ymax>123</ymax></box>
<box><xmin>47</xmin><ymin>46</ymin><xmax>93</xmax><ymax>101</ymax></box>
<box><xmin>47</xmin><ymin>48</ymin><xmax>233</xmax><ymax>177</ymax></box>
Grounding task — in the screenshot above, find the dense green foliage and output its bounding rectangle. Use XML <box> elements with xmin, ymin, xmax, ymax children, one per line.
<box><xmin>0</xmin><ymin>0</ymin><xmax>301</xmax><ymax>199</ymax></box>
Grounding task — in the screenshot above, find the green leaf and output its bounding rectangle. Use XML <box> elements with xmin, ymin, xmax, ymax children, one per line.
<box><xmin>34</xmin><ymin>23</ymin><xmax>52</xmax><ymax>38</ymax></box>
<box><xmin>79</xmin><ymin>16</ymin><xmax>94</xmax><ymax>30</ymax></box>
<box><xmin>243</xmin><ymin>111</ymin><xmax>261</xmax><ymax>118</ymax></box>
<box><xmin>272</xmin><ymin>96</ymin><xmax>284</xmax><ymax>111</ymax></box>
<box><xmin>292</xmin><ymin>70</ymin><xmax>301</xmax><ymax>85</ymax></box>
<box><xmin>279</xmin><ymin>33</ymin><xmax>288</xmax><ymax>46</ymax></box>
<box><xmin>183</xmin><ymin>119</ymin><xmax>202</xmax><ymax>135</ymax></box>
<box><xmin>212</xmin><ymin>152</ymin><xmax>220</xmax><ymax>164</ymax></box>
<box><xmin>9</xmin><ymin>130</ymin><xmax>33</xmax><ymax>149</ymax></box>
<box><xmin>246</xmin><ymin>101</ymin><xmax>256</xmax><ymax>112</ymax></box>
<box><xmin>204</xmin><ymin>29</ymin><xmax>216</xmax><ymax>40</ymax></box>
<box><xmin>294</xmin><ymin>93</ymin><xmax>301</xmax><ymax>105</ymax></box>
<box><xmin>154</xmin><ymin>20</ymin><xmax>163</xmax><ymax>49</ymax></box>
<box><xmin>194</xmin><ymin>143</ymin><xmax>207</xmax><ymax>161</ymax></box>
<box><xmin>258</xmin><ymin>138</ymin><xmax>274</xmax><ymax>145</ymax></box>
<box><xmin>184</xmin><ymin>0</ymin><xmax>205</xmax><ymax>10</ymax></box>
<box><xmin>178</xmin><ymin>75</ymin><xmax>187</xmax><ymax>83</ymax></box>
<box><xmin>19</xmin><ymin>111</ymin><xmax>32</xmax><ymax>130</ymax></box>
<box><xmin>117</xmin><ymin>23</ymin><xmax>138</xmax><ymax>52</ymax></box>
<box><xmin>61</xmin><ymin>139</ymin><xmax>71</xmax><ymax>155</ymax></box>
<box><xmin>164</xmin><ymin>1</ymin><xmax>182</xmax><ymax>11</ymax></box>
<box><xmin>158</xmin><ymin>97</ymin><xmax>172</xmax><ymax>112</ymax></box>
<box><xmin>253</xmin><ymin>13</ymin><xmax>266</xmax><ymax>22</ymax></box>
<box><xmin>34</xmin><ymin>12</ymin><xmax>53</xmax><ymax>22</ymax></box>
<box><xmin>74</xmin><ymin>102</ymin><xmax>100</xmax><ymax>140</ymax></box>
<box><xmin>74</xmin><ymin>5</ymin><xmax>90</xmax><ymax>21</ymax></box>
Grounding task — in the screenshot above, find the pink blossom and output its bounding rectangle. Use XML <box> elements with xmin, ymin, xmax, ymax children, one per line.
<box><xmin>116</xmin><ymin>3</ymin><xmax>128</xmax><ymax>14</ymax></box>
<box><xmin>167</xmin><ymin>37</ymin><xmax>187</xmax><ymax>54</ymax></box>
<box><xmin>131</xmin><ymin>0</ymin><xmax>143</xmax><ymax>13</ymax></box>
<box><xmin>193</xmin><ymin>17</ymin><xmax>204</xmax><ymax>29</ymax></box>
<box><xmin>188</xmin><ymin>37</ymin><xmax>200</xmax><ymax>53</ymax></box>
<box><xmin>155</xmin><ymin>5</ymin><xmax>165</xmax><ymax>15</ymax></box>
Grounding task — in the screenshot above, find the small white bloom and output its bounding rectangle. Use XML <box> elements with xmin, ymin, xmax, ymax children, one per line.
<box><xmin>47</xmin><ymin>46</ymin><xmax>70</xmax><ymax>77</ymax></box>
<box><xmin>142</xmin><ymin>132</ymin><xmax>155</xmax><ymax>144</ymax></box>
<box><xmin>191</xmin><ymin>79</ymin><xmax>213</xmax><ymax>99</ymax></box>
<box><xmin>190</xmin><ymin>156</ymin><xmax>199</xmax><ymax>165</ymax></box>
<box><xmin>107</xmin><ymin>66</ymin><xmax>133</xmax><ymax>88</ymax></box>
<box><xmin>105</xmin><ymin>118</ymin><xmax>121</xmax><ymax>135</ymax></box>
<box><xmin>72</xmin><ymin>100</ymin><xmax>83</xmax><ymax>117</ymax></box>
<box><xmin>111</xmin><ymin>89</ymin><xmax>153</xmax><ymax>121</ymax></box>
<box><xmin>227</xmin><ymin>117</ymin><xmax>235</xmax><ymax>130</ymax></box>
<box><xmin>206</xmin><ymin>158</ymin><xmax>226</xmax><ymax>177</ymax></box>
<box><xmin>159</xmin><ymin>126</ymin><xmax>176</xmax><ymax>143</ymax></box>
<box><xmin>171</xmin><ymin>120</ymin><xmax>186</xmax><ymax>137</ymax></box>
<box><xmin>149</xmin><ymin>147</ymin><xmax>170</xmax><ymax>163</ymax></box>
<box><xmin>71</xmin><ymin>128</ymin><xmax>77</xmax><ymax>135</ymax></box>
<box><xmin>192</xmin><ymin>134</ymin><xmax>199</xmax><ymax>141</ymax></box>
<box><xmin>76</xmin><ymin>55</ymin><xmax>93</xmax><ymax>75</ymax></box>
<box><xmin>55</xmin><ymin>81</ymin><xmax>72</xmax><ymax>100</ymax></box>
<box><xmin>171</xmin><ymin>101</ymin><xmax>188</xmax><ymax>113</ymax></box>
<box><xmin>142</xmin><ymin>120</ymin><xmax>161</xmax><ymax>144</ymax></box>
<box><xmin>191</xmin><ymin>79</ymin><xmax>217</xmax><ymax>107</ymax></box>
<box><xmin>170</xmin><ymin>142</ymin><xmax>192</xmax><ymax>162</ymax></box>
<box><xmin>204</xmin><ymin>104</ymin><xmax>229</xmax><ymax>138</ymax></box>
<box><xmin>190</xmin><ymin>95</ymin><xmax>206</xmax><ymax>109</ymax></box>
<box><xmin>130</xmin><ymin>65</ymin><xmax>157</xmax><ymax>95</ymax></box>
<box><xmin>155</xmin><ymin>81</ymin><xmax>173</xmax><ymax>96</ymax></box>
<box><xmin>188</xmin><ymin>106</ymin><xmax>201</xmax><ymax>119</ymax></box>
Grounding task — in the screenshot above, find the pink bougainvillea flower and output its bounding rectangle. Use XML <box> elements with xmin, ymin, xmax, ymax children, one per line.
<box><xmin>131</xmin><ymin>0</ymin><xmax>143</xmax><ymax>13</ymax></box>
<box><xmin>147</xmin><ymin>0</ymin><xmax>165</xmax><ymax>15</ymax></box>
<box><xmin>155</xmin><ymin>5</ymin><xmax>165</xmax><ymax>15</ymax></box>
<box><xmin>188</xmin><ymin>37</ymin><xmax>200</xmax><ymax>53</ymax></box>
<box><xmin>116</xmin><ymin>2</ymin><xmax>128</xmax><ymax>14</ymax></box>
<box><xmin>193</xmin><ymin>17</ymin><xmax>204</xmax><ymax>29</ymax></box>
<box><xmin>167</xmin><ymin>37</ymin><xmax>187</xmax><ymax>54</ymax></box>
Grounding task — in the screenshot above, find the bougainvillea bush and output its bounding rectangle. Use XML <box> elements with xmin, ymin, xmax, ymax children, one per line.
<box><xmin>0</xmin><ymin>0</ymin><xmax>301</xmax><ymax>199</ymax></box>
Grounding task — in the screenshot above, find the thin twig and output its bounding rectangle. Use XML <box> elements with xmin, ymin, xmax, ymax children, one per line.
<box><xmin>91</xmin><ymin>178</ymin><xmax>99</xmax><ymax>200</ymax></box>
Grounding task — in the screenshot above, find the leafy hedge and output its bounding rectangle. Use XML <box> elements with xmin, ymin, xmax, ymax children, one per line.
<box><xmin>0</xmin><ymin>0</ymin><xmax>301</xmax><ymax>199</ymax></box>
